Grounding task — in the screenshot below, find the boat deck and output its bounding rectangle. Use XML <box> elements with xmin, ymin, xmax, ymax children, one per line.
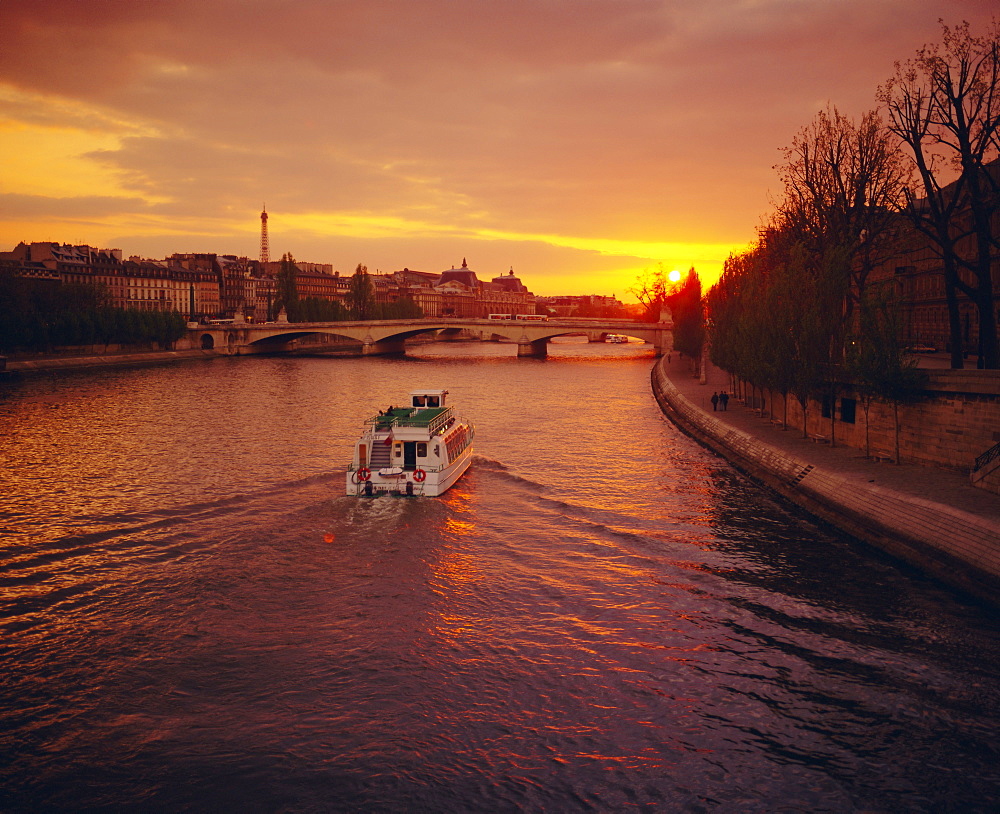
<box><xmin>374</xmin><ymin>406</ymin><xmax>449</xmax><ymax>431</ymax></box>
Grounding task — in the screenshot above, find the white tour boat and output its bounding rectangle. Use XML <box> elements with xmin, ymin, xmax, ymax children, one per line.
<box><xmin>347</xmin><ymin>389</ymin><xmax>475</xmax><ymax>497</ymax></box>
<box><xmin>605</xmin><ymin>334</ymin><xmax>629</xmax><ymax>343</ymax></box>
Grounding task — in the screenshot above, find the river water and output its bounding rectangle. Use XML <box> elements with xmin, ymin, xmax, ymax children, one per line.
<box><xmin>1</xmin><ymin>339</ymin><xmax>999</xmax><ymax>813</ymax></box>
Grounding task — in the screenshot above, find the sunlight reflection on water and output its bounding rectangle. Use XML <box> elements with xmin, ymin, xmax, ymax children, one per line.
<box><xmin>1</xmin><ymin>343</ymin><xmax>999</xmax><ymax>811</ymax></box>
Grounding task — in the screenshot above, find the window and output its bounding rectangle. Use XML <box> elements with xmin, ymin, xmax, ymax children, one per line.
<box><xmin>417</xmin><ymin>443</ymin><xmax>427</xmax><ymax>457</ymax></box>
<box><xmin>840</xmin><ymin>397</ymin><xmax>856</xmax><ymax>424</ymax></box>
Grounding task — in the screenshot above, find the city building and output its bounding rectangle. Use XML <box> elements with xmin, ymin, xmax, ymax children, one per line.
<box><xmin>388</xmin><ymin>268</ymin><xmax>446</xmax><ymax>316</ymax></box>
<box><xmin>296</xmin><ymin>268</ymin><xmax>349</xmax><ymax>307</ymax></box>
<box><xmin>536</xmin><ymin>294</ymin><xmax>627</xmax><ymax>318</ymax></box>
<box><xmin>1</xmin><ymin>241</ymin><xmax>540</xmax><ymax>325</ymax></box>
<box><xmin>430</xmin><ymin>258</ymin><xmax>536</xmax><ymax>317</ymax></box>
<box><xmin>866</xmin><ymin>164</ymin><xmax>1000</xmax><ymax>358</ymax></box>
<box><xmin>871</xmin><ymin>224</ymin><xmax>1000</xmax><ymax>357</ymax></box>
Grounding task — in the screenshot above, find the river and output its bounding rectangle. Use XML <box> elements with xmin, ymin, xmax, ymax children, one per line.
<box><xmin>2</xmin><ymin>338</ymin><xmax>998</xmax><ymax>813</ymax></box>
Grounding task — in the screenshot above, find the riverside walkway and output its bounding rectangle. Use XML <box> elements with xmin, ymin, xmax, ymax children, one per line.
<box><xmin>654</xmin><ymin>354</ymin><xmax>1000</xmax><ymax>606</ymax></box>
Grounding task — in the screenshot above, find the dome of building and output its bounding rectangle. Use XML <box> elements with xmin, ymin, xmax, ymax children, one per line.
<box><xmin>491</xmin><ymin>267</ymin><xmax>528</xmax><ymax>293</ymax></box>
<box><xmin>439</xmin><ymin>257</ymin><xmax>479</xmax><ymax>289</ymax></box>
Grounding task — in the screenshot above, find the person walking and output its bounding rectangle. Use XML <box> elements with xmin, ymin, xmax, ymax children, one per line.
<box><xmin>720</xmin><ymin>391</ymin><xmax>729</xmax><ymax>411</ymax></box>
<box><xmin>711</xmin><ymin>392</ymin><xmax>719</xmax><ymax>411</ymax></box>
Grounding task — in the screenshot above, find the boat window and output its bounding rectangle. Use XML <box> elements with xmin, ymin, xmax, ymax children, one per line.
<box><xmin>412</xmin><ymin>396</ymin><xmax>426</xmax><ymax>407</ymax></box>
<box><xmin>417</xmin><ymin>442</ymin><xmax>427</xmax><ymax>457</ymax></box>
<box><xmin>426</xmin><ymin>396</ymin><xmax>439</xmax><ymax>407</ymax></box>
<box><xmin>394</xmin><ymin>445</ymin><xmax>402</xmax><ymax>458</ymax></box>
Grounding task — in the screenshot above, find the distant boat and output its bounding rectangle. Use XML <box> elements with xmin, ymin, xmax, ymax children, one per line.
<box><xmin>605</xmin><ymin>334</ymin><xmax>629</xmax><ymax>343</ymax></box>
<box><xmin>347</xmin><ymin>389</ymin><xmax>474</xmax><ymax>496</ymax></box>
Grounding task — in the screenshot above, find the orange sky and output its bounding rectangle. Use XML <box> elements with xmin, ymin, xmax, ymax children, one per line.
<box><xmin>1</xmin><ymin>1</ymin><xmax>996</xmax><ymax>298</ymax></box>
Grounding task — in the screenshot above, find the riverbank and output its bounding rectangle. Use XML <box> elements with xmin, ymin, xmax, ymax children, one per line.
<box><xmin>0</xmin><ymin>331</ymin><xmax>456</xmax><ymax>375</ymax></box>
<box><xmin>652</xmin><ymin>354</ymin><xmax>1000</xmax><ymax>607</ymax></box>
<box><xmin>3</xmin><ymin>348</ymin><xmax>220</xmax><ymax>374</ymax></box>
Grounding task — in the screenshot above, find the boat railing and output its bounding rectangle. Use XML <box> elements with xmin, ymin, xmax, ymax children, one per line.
<box><xmin>366</xmin><ymin>407</ymin><xmax>454</xmax><ymax>434</ymax></box>
<box><xmin>348</xmin><ymin>461</ymin><xmax>448</xmax><ymax>474</ymax></box>
<box><xmin>421</xmin><ymin>410</ymin><xmax>453</xmax><ymax>434</ymax></box>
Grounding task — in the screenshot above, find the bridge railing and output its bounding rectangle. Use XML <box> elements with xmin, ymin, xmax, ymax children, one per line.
<box><xmin>198</xmin><ymin>316</ymin><xmax>671</xmax><ymax>329</ymax></box>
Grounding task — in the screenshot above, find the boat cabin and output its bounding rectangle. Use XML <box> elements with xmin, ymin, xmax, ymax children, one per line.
<box><xmin>410</xmin><ymin>389</ymin><xmax>448</xmax><ymax>409</ymax></box>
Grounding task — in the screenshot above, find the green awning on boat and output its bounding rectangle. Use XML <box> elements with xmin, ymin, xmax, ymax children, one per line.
<box><xmin>375</xmin><ymin>406</ymin><xmax>448</xmax><ymax>429</ymax></box>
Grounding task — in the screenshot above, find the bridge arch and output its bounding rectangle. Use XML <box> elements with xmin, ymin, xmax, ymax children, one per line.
<box><xmin>188</xmin><ymin>317</ymin><xmax>673</xmax><ymax>358</ymax></box>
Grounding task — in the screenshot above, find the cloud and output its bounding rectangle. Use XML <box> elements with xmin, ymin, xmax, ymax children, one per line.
<box><xmin>0</xmin><ymin>193</ymin><xmax>152</xmax><ymax>219</ymax></box>
<box><xmin>2</xmin><ymin>0</ymin><xmax>998</xmax><ymax>294</ymax></box>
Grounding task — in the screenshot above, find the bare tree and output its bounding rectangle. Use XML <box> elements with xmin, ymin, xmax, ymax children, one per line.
<box><xmin>878</xmin><ymin>19</ymin><xmax>1000</xmax><ymax>369</ymax></box>
<box><xmin>775</xmin><ymin>106</ymin><xmax>911</xmax><ymax>333</ymax></box>
<box><xmin>629</xmin><ymin>264</ymin><xmax>672</xmax><ymax>322</ymax></box>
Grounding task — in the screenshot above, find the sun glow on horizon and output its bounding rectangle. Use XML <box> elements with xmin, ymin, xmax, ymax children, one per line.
<box><xmin>279</xmin><ymin>211</ymin><xmax>738</xmax><ymax>288</ymax></box>
<box><xmin>0</xmin><ymin>80</ymin><xmax>741</xmax><ymax>296</ymax></box>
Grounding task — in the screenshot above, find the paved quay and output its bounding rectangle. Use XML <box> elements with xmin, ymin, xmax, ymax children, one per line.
<box><xmin>652</xmin><ymin>354</ymin><xmax>1000</xmax><ymax>606</ymax></box>
<box><xmin>3</xmin><ymin>348</ymin><xmax>219</xmax><ymax>373</ymax></box>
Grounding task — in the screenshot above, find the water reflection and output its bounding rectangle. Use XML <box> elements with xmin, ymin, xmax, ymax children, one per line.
<box><xmin>1</xmin><ymin>349</ymin><xmax>999</xmax><ymax>812</ymax></box>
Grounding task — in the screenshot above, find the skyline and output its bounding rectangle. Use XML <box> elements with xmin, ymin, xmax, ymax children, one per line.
<box><xmin>1</xmin><ymin>1</ymin><xmax>997</xmax><ymax>299</ymax></box>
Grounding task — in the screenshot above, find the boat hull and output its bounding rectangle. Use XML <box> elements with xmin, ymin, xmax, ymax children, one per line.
<box><xmin>346</xmin><ymin>444</ymin><xmax>473</xmax><ymax>497</ymax></box>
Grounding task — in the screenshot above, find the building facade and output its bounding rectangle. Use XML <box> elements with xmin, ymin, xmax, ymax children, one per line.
<box><xmin>1</xmin><ymin>243</ymin><xmax>541</xmax><ymax>325</ymax></box>
<box><xmin>865</xmin><ymin>168</ymin><xmax>1000</xmax><ymax>359</ymax></box>
<box><xmin>537</xmin><ymin>294</ymin><xmax>627</xmax><ymax>318</ymax></box>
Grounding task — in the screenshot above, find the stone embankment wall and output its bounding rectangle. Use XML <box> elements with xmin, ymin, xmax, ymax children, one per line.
<box><xmin>651</xmin><ymin>358</ymin><xmax>1000</xmax><ymax>605</ymax></box>
<box><xmin>6</xmin><ymin>348</ymin><xmax>219</xmax><ymax>372</ymax></box>
<box><xmin>737</xmin><ymin>370</ymin><xmax>1000</xmax><ymax>492</ymax></box>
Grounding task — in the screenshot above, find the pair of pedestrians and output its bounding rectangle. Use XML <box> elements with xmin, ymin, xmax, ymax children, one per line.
<box><xmin>711</xmin><ymin>391</ymin><xmax>729</xmax><ymax>411</ymax></box>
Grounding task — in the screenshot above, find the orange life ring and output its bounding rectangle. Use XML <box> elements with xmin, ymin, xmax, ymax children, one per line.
<box><xmin>413</xmin><ymin>468</ymin><xmax>426</xmax><ymax>482</ymax></box>
<box><xmin>357</xmin><ymin>467</ymin><xmax>371</xmax><ymax>482</ymax></box>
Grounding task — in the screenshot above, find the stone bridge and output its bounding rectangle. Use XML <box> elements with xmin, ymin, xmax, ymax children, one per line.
<box><xmin>189</xmin><ymin>316</ymin><xmax>673</xmax><ymax>358</ymax></box>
